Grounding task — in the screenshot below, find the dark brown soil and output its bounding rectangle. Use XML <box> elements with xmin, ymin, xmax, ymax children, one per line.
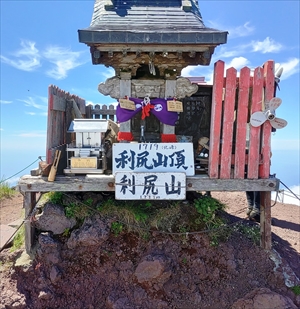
<box><xmin>0</xmin><ymin>192</ymin><xmax>299</xmax><ymax>309</ymax></box>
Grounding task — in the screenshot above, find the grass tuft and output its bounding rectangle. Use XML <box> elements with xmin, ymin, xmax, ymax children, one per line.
<box><xmin>10</xmin><ymin>225</ymin><xmax>25</xmax><ymax>252</ymax></box>
<box><xmin>290</xmin><ymin>285</ymin><xmax>300</xmax><ymax>296</ymax></box>
<box><xmin>0</xmin><ymin>180</ymin><xmax>17</xmax><ymax>200</ymax></box>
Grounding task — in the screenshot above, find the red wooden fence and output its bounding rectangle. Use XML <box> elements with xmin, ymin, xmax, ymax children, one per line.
<box><xmin>209</xmin><ymin>60</ymin><xmax>275</xmax><ymax>180</ymax></box>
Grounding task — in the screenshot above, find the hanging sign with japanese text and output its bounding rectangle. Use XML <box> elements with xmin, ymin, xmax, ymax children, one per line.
<box><xmin>115</xmin><ymin>172</ymin><xmax>186</xmax><ymax>200</ymax></box>
<box><xmin>112</xmin><ymin>143</ymin><xmax>195</xmax><ymax>176</ymax></box>
<box><xmin>167</xmin><ymin>100</ymin><xmax>183</xmax><ymax>112</ymax></box>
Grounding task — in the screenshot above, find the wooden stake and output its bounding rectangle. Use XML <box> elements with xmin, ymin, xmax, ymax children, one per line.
<box><xmin>24</xmin><ymin>192</ymin><xmax>36</xmax><ymax>254</ymax></box>
<box><xmin>48</xmin><ymin>150</ymin><xmax>61</xmax><ymax>182</ymax></box>
<box><xmin>260</xmin><ymin>191</ymin><xmax>272</xmax><ymax>250</ymax></box>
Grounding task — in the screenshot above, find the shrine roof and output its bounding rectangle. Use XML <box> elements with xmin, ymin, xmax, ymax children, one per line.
<box><xmin>78</xmin><ymin>0</ymin><xmax>227</xmax><ymax>45</ymax></box>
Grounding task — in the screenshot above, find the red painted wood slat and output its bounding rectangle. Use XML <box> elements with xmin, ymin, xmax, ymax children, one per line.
<box><xmin>209</xmin><ymin>61</ymin><xmax>225</xmax><ymax>178</ymax></box>
<box><xmin>248</xmin><ymin>67</ymin><xmax>264</xmax><ymax>179</ymax></box>
<box><xmin>234</xmin><ymin>67</ymin><xmax>251</xmax><ymax>179</ymax></box>
<box><xmin>220</xmin><ymin>67</ymin><xmax>237</xmax><ymax>179</ymax></box>
<box><xmin>259</xmin><ymin>61</ymin><xmax>274</xmax><ymax>178</ymax></box>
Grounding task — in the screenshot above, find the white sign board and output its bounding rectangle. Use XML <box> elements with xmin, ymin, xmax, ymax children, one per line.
<box><xmin>113</xmin><ymin>143</ymin><xmax>195</xmax><ymax>176</ymax></box>
<box><xmin>115</xmin><ymin>172</ymin><xmax>186</xmax><ymax>200</ymax></box>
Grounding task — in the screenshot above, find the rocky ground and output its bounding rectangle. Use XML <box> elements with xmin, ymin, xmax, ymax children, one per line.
<box><xmin>0</xmin><ymin>191</ymin><xmax>299</xmax><ymax>309</ymax></box>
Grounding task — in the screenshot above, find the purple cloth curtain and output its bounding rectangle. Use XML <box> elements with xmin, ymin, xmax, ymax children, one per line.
<box><xmin>116</xmin><ymin>97</ymin><xmax>178</xmax><ymax>126</ymax></box>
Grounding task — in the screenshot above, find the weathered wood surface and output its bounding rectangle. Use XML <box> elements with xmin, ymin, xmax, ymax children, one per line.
<box><xmin>18</xmin><ymin>175</ymin><xmax>279</xmax><ymax>193</ymax></box>
<box><xmin>260</xmin><ymin>191</ymin><xmax>272</xmax><ymax>250</ymax></box>
<box><xmin>220</xmin><ymin>67</ymin><xmax>237</xmax><ymax>179</ymax></box>
<box><xmin>248</xmin><ymin>67</ymin><xmax>264</xmax><ymax>179</ymax></box>
<box><xmin>259</xmin><ymin>61</ymin><xmax>274</xmax><ymax>178</ymax></box>
<box><xmin>47</xmin><ymin>85</ymin><xmax>86</xmax><ymax>166</ymax></box>
<box><xmin>46</xmin><ymin>60</ymin><xmax>276</xmax><ymax>181</ymax></box>
<box><xmin>24</xmin><ymin>192</ymin><xmax>36</xmax><ymax>253</ymax></box>
<box><xmin>234</xmin><ymin>66</ymin><xmax>251</xmax><ymax>178</ymax></box>
<box><xmin>86</xmin><ymin>104</ymin><xmax>116</xmax><ymax>119</ymax></box>
<box><xmin>209</xmin><ymin>60</ymin><xmax>224</xmax><ymax>178</ymax></box>
<box><xmin>209</xmin><ymin>60</ymin><xmax>275</xmax><ymax>180</ymax></box>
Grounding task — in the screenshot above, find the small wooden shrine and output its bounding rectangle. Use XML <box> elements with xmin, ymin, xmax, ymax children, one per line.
<box><xmin>78</xmin><ymin>0</ymin><xmax>228</xmax><ymax>143</ymax></box>
<box><xmin>18</xmin><ymin>0</ymin><xmax>281</xmax><ymax>252</ymax></box>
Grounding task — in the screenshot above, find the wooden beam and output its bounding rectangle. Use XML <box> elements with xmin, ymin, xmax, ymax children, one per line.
<box><xmin>18</xmin><ymin>175</ymin><xmax>279</xmax><ymax>193</ymax></box>
<box><xmin>119</xmin><ymin>78</ymin><xmax>132</xmax><ymax>133</ymax></box>
<box><xmin>260</xmin><ymin>191</ymin><xmax>272</xmax><ymax>250</ymax></box>
<box><xmin>24</xmin><ymin>192</ymin><xmax>36</xmax><ymax>254</ymax></box>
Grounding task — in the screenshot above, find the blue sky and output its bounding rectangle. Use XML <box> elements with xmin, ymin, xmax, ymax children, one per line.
<box><xmin>0</xmin><ymin>1</ymin><xmax>299</xmax><ymax>205</ymax></box>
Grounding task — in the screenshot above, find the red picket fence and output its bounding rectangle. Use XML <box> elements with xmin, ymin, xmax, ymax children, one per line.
<box><xmin>209</xmin><ymin>60</ymin><xmax>275</xmax><ymax>180</ymax></box>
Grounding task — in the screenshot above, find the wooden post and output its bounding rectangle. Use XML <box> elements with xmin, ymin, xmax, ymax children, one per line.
<box><xmin>162</xmin><ymin>80</ymin><xmax>176</xmax><ymax>135</ymax></box>
<box><xmin>260</xmin><ymin>191</ymin><xmax>272</xmax><ymax>250</ymax></box>
<box><xmin>24</xmin><ymin>192</ymin><xmax>36</xmax><ymax>254</ymax></box>
<box><xmin>86</xmin><ymin>104</ymin><xmax>92</xmax><ymax>119</ymax></box>
<box><xmin>119</xmin><ymin>78</ymin><xmax>132</xmax><ymax>134</ymax></box>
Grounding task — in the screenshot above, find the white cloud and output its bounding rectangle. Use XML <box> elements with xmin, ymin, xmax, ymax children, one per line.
<box><xmin>181</xmin><ymin>65</ymin><xmax>199</xmax><ymax>77</ymax></box>
<box><xmin>181</xmin><ymin>55</ymin><xmax>298</xmax><ymax>86</ymax></box>
<box><xmin>18</xmin><ymin>96</ymin><xmax>47</xmax><ymax>111</ymax></box>
<box><xmin>276</xmin><ymin>58</ymin><xmax>300</xmax><ymax>81</ymax></box>
<box><xmin>272</xmin><ymin>185</ymin><xmax>300</xmax><ymax>206</ymax></box>
<box><xmin>201</xmin><ymin>57</ymin><xmax>250</xmax><ymax>84</ymax></box>
<box><xmin>1</xmin><ymin>40</ymin><xmax>87</xmax><ymax>79</ymax></box>
<box><xmin>0</xmin><ymin>40</ymin><xmax>41</xmax><ymax>71</ymax></box>
<box><xmin>0</xmin><ymin>128</ymin><xmax>3</xmax><ymax>131</ymax></box>
<box><xmin>216</xmin><ymin>37</ymin><xmax>283</xmax><ymax>61</ymax></box>
<box><xmin>0</xmin><ymin>100</ymin><xmax>13</xmax><ymax>104</ymax></box>
<box><xmin>36</xmin><ymin>96</ymin><xmax>48</xmax><ymax>105</ymax></box>
<box><xmin>101</xmin><ymin>67</ymin><xmax>115</xmax><ymax>79</ymax></box>
<box><xmin>86</xmin><ymin>100</ymin><xmax>96</xmax><ymax>106</ymax></box>
<box><xmin>206</xmin><ymin>21</ymin><xmax>254</xmax><ymax>39</ymax></box>
<box><xmin>215</xmin><ymin>46</ymin><xmax>242</xmax><ymax>59</ymax></box>
<box><xmin>251</xmin><ymin>37</ymin><xmax>283</xmax><ymax>54</ymax></box>
<box><xmin>226</xmin><ymin>57</ymin><xmax>249</xmax><ymax>70</ymax></box>
<box><xmin>43</xmin><ymin>46</ymin><xmax>86</xmax><ymax>80</ymax></box>
<box><xmin>25</xmin><ymin>112</ymin><xmax>36</xmax><ymax>116</ymax></box>
<box><xmin>3</xmin><ymin>176</ymin><xmax>21</xmax><ymax>187</ymax></box>
<box><xmin>228</xmin><ymin>22</ymin><xmax>255</xmax><ymax>39</ymax></box>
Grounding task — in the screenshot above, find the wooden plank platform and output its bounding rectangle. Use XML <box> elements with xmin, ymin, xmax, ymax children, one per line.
<box><xmin>18</xmin><ymin>175</ymin><xmax>279</xmax><ymax>193</ymax></box>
